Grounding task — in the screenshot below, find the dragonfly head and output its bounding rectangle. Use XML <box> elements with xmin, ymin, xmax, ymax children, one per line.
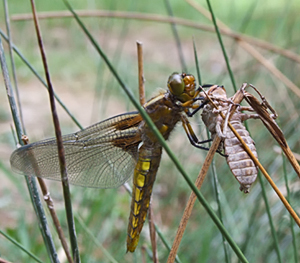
<box><xmin>167</xmin><ymin>73</ymin><xmax>196</xmax><ymax>102</ymax></box>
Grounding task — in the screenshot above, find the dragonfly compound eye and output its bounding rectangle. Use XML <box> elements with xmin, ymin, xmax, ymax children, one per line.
<box><xmin>168</xmin><ymin>72</ymin><xmax>185</xmax><ymax>97</ymax></box>
<box><xmin>182</xmin><ymin>74</ymin><xmax>196</xmax><ymax>96</ymax></box>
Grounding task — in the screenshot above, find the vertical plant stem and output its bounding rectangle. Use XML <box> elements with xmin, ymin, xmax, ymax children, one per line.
<box><xmin>211</xmin><ymin>161</ymin><xmax>230</xmax><ymax>263</ymax></box>
<box><xmin>0</xmin><ymin>229</ymin><xmax>43</xmax><ymax>263</ymax></box>
<box><xmin>167</xmin><ymin>136</ymin><xmax>220</xmax><ymax>263</ymax></box>
<box><xmin>257</xmin><ymin>172</ymin><xmax>282</xmax><ymax>263</ymax></box>
<box><xmin>137</xmin><ymin>41</ymin><xmax>145</xmax><ymax>105</ymax></box>
<box><xmin>0</xmin><ymin>29</ymin><xmax>83</xmax><ymax>130</ymax></box>
<box><xmin>148</xmin><ymin>208</ymin><xmax>158</xmax><ymax>263</ymax></box>
<box><xmin>74</xmin><ymin>214</ymin><xmax>118</xmax><ymax>263</ymax></box>
<box><xmin>0</xmin><ymin>34</ymin><xmax>59</xmax><ymax>263</ymax></box>
<box><xmin>243</xmin><ymin>125</ymin><xmax>282</xmax><ymax>263</ymax></box>
<box><xmin>192</xmin><ymin>38</ymin><xmax>201</xmax><ymax>85</ymax></box>
<box><xmin>136</xmin><ymin>41</ymin><xmax>158</xmax><ymax>261</ymax></box>
<box><xmin>63</xmin><ymin>3</ymin><xmax>248</xmax><ymax>262</ymax></box>
<box><xmin>282</xmin><ymin>154</ymin><xmax>298</xmax><ymax>263</ymax></box>
<box><xmin>21</xmin><ymin>136</ymin><xmax>73</xmax><ymax>263</ymax></box>
<box><xmin>205</xmin><ymin>0</ymin><xmax>237</xmax><ymax>91</ymax></box>
<box><xmin>164</xmin><ymin>0</ymin><xmax>187</xmax><ymax>72</ymax></box>
<box><xmin>30</xmin><ymin>0</ymin><xmax>80</xmax><ymax>261</ymax></box>
<box><xmin>193</xmin><ymin>41</ymin><xmax>229</xmax><ymax>261</ymax></box>
<box><xmin>3</xmin><ymin>0</ymin><xmax>24</xmax><ymax>130</ymax></box>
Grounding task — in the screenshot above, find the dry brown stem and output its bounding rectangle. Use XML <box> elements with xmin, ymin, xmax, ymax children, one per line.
<box><xmin>137</xmin><ymin>41</ymin><xmax>145</xmax><ymax>105</ymax></box>
<box><xmin>11</xmin><ymin>10</ymin><xmax>300</xmax><ymax>64</ymax></box>
<box><xmin>167</xmin><ymin>135</ymin><xmax>221</xmax><ymax>263</ymax></box>
<box><xmin>21</xmin><ymin>136</ymin><xmax>73</xmax><ymax>263</ymax></box>
<box><xmin>186</xmin><ymin>0</ymin><xmax>300</xmax><ymax>98</ymax></box>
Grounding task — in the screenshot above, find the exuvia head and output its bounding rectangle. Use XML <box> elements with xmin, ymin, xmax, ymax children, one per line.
<box><xmin>167</xmin><ymin>72</ymin><xmax>196</xmax><ymax>102</ymax></box>
<box><xmin>206</xmin><ymin>85</ymin><xmax>227</xmax><ymax>99</ymax></box>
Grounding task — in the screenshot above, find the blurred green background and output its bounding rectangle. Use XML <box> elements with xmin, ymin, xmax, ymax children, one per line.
<box><xmin>0</xmin><ymin>0</ymin><xmax>300</xmax><ymax>262</ymax></box>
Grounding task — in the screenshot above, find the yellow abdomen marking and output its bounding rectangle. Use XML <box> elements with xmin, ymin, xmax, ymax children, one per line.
<box><xmin>134</xmin><ymin>158</ymin><xmax>150</xmax><ymax>187</ymax></box>
<box><xmin>159</xmin><ymin>124</ymin><xmax>168</xmax><ymax>134</ymax></box>
<box><xmin>135</xmin><ymin>188</ymin><xmax>143</xmax><ymax>203</ymax></box>
<box><xmin>141</xmin><ymin>159</ymin><xmax>150</xmax><ymax>171</ymax></box>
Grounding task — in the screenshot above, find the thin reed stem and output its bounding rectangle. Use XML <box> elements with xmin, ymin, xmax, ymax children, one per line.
<box><xmin>164</xmin><ymin>0</ymin><xmax>187</xmax><ymax>72</ymax></box>
<box><xmin>282</xmin><ymin>154</ymin><xmax>298</xmax><ymax>263</ymax></box>
<box><xmin>63</xmin><ymin>2</ymin><xmax>248</xmax><ymax>261</ymax></box>
<box><xmin>257</xmin><ymin>171</ymin><xmax>282</xmax><ymax>263</ymax></box>
<box><xmin>30</xmin><ymin>0</ymin><xmax>80</xmax><ymax>261</ymax></box>
<box><xmin>205</xmin><ymin>0</ymin><xmax>237</xmax><ymax>91</ymax></box>
<box><xmin>11</xmin><ymin>10</ymin><xmax>300</xmax><ymax>64</ymax></box>
<box><xmin>0</xmin><ymin>29</ymin><xmax>83</xmax><ymax>130</ymax></box>
<box><xmin>3</xmin><ymin>0</ymin><xmax>24</xmax><ymax>130</ymax></box>
<box><xmin>21</xmin><ymin>136</ymin><xmax>73</xmax><ymax>263</ymax></box>
<box><xmin>0</xmin><ymin>229</ymin><xmax>43</xmax><ymax>263</ymax></box>
<box><xmin>204</xmin><ymin>86</ymin><xmax>300</xmax><ymax>227</ymax></box>
<box><xmin>0</xmin><ymin>32</ymin><xmax>59</xmax><ymax>263</ymax></box>
<box><xmin>137</xmin><ymin>41</ymin><xmax>145</xmax><ymax>105</ymax></box>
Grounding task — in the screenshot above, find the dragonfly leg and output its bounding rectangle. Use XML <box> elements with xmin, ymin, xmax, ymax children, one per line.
<box><xmin>238</xmin><ymin>105</ymin><xmax>255</xmax><ymax>112</ymax></box>
<box><xmin>181</xmin><ymin>115</ymin><xmax>226</xmax><ymax>157</ymax></box>
<box><xmin>186</xmin><ymin>100</ymin><xmax>208</xmax><ymax>117</ymax></box>
<box><xmin>240</xmin><ymin>113</ymin><xmax>261</xmax><ymax>122</ymax></box>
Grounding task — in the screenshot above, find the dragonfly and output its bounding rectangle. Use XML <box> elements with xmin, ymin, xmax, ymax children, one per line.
<box><xmin>10</xmin><ymin>72</ymin><xmax>211</xmax><ymax>252</ymax></box>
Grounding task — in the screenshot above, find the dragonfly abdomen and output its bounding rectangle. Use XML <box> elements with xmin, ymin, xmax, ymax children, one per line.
<box><xmin>224</xmin><ymin>120</ymin><xmax>258</xmax><ymax>193</ymax></box>
<box><xmin>126</xmin><ymin>145</ymin><xmax>162</xmax><ymax>252</ymax></box>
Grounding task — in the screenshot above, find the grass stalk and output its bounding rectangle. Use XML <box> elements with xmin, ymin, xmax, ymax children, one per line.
<box><xmin>10</xmin><ymin>10</ymin><xmax>300</xmax><ymax>65</ymax></box>
<box><xmin>136</xmin><ymin>41</ymin><xmax>158</xmax><ymax>262</ymax></box>
<box><xmin>3</xmin><ymin>0</ymin><xmax>24</xmax><ymax>130</ymax></box>
<box><xmin>74</xmin><ymin>215</ymin><xmax>118</xmax><ymax>263</ymax></box>
<box><xmin>210</xmin><ymin>161</ymin><xmax>230</xmax><ymax>263</ymax></box>
<box><xmin>205</xmin><ymin>0</ymin><xmax>237</xmax><ymax>91</ymax></box>
<box><xmin>204</xmin><ymin>86</ymin><xmax>300</xmax><ymax>227</ymax></box>
<box><xmin>154</xmin><ymin>224</ymin><xmax>182</xmax><ymax>263</ymax></box>
<box><xmin>0</xmin><ymin>229</ymin><xmax>43</xmax><ymax>263</ymax></box>
<box><xmin>0</xmin><ymin>32</ymin><xmax>59</xmax><ymax>263</ymax></box>
<box><xmin>21</xmin><ymin>136</ymin><xmax>73</xmax><ymax>263</ymax></box>
<box><xmin>257</xmin><ymin>171</ymin><xmax>282</xmax><ymax>263</ymax></box>
<box><xmin>167</xmin><ymin>136</ymin><xmax>222</xmax><ymax>263</ymax></box>
<box><xmin>187</xmin><ymin>0</ymin><xmax>300</xmax><ymax>97</ymax></box>
<box><xmin>63</xmin><ymin>1</ymin><xmax>248</xmax><ymax>262</ymax></box>
<box><xmin>193</xmin><ymin>41</ymin><xmax>229</xmax><ymax>262</ymax></box>
<box><xmin>194</xmin><ymin>40</ymin><xmax>230</xmax><ymax>261</ymax></box>
<box><xmin>164</xmin><ymin>0</ymin><xmax>187</xmax><ymax>72</ymax></box>
<box><xmin>30</xmin><ymin>0</ymin><xmax>80</xmax><ymax>261</ymax></box>
<box><xmin>192</xmin><ymin>38</ymin><xmax>201</xmax><ymax>85</ymax></box>
<box><xmin>282</xmin><ymin>154</ymin><xmax>298</xmax><ymax>263</ymax></box>
<box><xmin>137</xmin><ymin>41</ymin><xmax>145</xmax><ymax>105</ymax></box>
<box><xmin>0</xmin><ymin>29</ymin><xmax>83</xmax><ymax>130</ymax></box>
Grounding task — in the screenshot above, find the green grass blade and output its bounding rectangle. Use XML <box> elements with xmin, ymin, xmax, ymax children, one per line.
<box><xmin>205</xmin><ymin>0</ymin><xmax>237</xmax><ymax>92</ymax></box>
<box><xmin>193</xmin><ymin>40</ymin><xmax>230</xmax><ymax>262</ymax></box>
<box><xmin>63</xmin><ymin>2</ymin><xmax>248</xmax><ymax>261</ymax></box>
<box><xmin>75</xmin><ymin>214</ymin><xmax>118</xmax><ymax>263</ymax></box>
<box><xmin>154</xmin><ymin>224</ymin><xmax>182</xmax><ymax>263</ymax></box>
<box><xmin>0</xmin><ymin>28</ymin><xmax>83</xmax><ymax>130</ymax></box>
<box><xmin>29</xmin><ymin>0</ymin><xmax>80</xmax><ymax>260</ymax></box>
<box><xmin>192</xmin><ymin>38</ymin><xmax>202</xmax><ymax>85</ymax></box>
<box><xmin>0</xmin><ymin>34</ymin><xmax>59</xmax><ymax>263</ymax></box>
<box><xmin>0</xmin><ymin>229</ymin><xmax>43</xmax><ymax>263</ymax></box>
<box><xmin>257</xmin><ymin>171</ymin><xmax>282</xmax><ymax>263</ymax></box>
<box><xmin>164</xmin><ymin>0</ymin><xmax>187</xmax><ymax>72</ymax></box>
<box><xmin>211</xmin><ymin>161</ymin><xmax>230</xmax><ymax>263</ymax></box>
<box><xmin>3</xmin><ymin>0</ymin><xmax>25</xmax><ymax>131</ymax></box>
<box><xmin>282</xmin><ymin>154</ymin><xmax>298</xmax><ymax>263</ymax></box>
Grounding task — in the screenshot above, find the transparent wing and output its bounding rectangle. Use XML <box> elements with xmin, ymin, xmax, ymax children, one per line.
<box><xmin>10</xmin><ymin>112</ymin><xmax>143</xmax><ymax>188</ymax></box>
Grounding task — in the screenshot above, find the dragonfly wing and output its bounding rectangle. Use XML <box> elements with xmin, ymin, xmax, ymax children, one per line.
<box><xmin>10</xmin><ymin>112</ymin><xmax>143</xmax><ymax>189</ymax></box>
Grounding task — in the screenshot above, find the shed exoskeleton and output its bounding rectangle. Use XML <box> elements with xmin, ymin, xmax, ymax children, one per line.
<box><xmin>199</xmin><ymin>84</ymin><xmax>261</xmax><ymax>193</ymax></box>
